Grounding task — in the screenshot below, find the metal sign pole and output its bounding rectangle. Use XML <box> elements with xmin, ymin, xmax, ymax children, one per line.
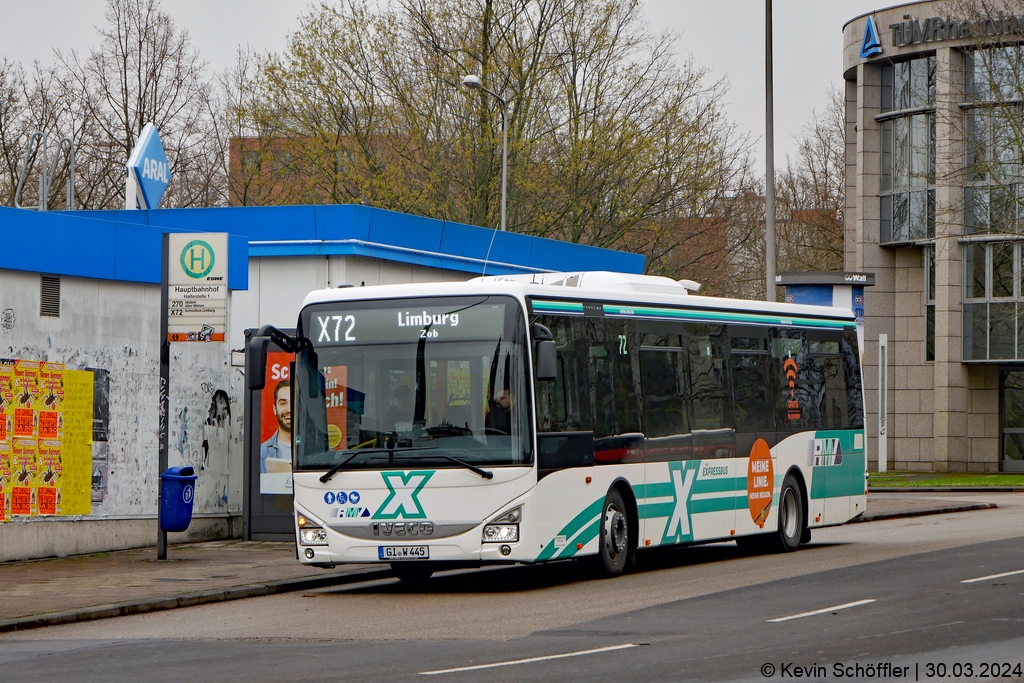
<box><xmin>878</xmin><ymin>333</ymin><xmax>888</xmax><ymax>474</ymax></box>
<box><xmin>158</xmin><ymin>233</ymin><xmax>170</xmax><ymax>559</ymax></box>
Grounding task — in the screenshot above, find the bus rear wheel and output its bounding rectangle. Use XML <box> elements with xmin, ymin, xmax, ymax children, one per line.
<box><xmin>391</xmin><ymin>563</ymin><xmax>434</xmax><ymax>582</ymax></box>
<box><xmin>775</xmin><ymin>475</ymin><xmax>804</xmax><ymax>553</ymax></box>
<box><xmin>596</xmin><ymin>489</ymin><xmax>630</xmax><ymax>577</ymax></box>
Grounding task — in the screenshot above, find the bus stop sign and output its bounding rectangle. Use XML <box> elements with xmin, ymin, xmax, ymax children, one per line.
<box><xmin>126</xmin><ymin>123</ymin><xmax>171</xmax><ymax>209</ymax></box>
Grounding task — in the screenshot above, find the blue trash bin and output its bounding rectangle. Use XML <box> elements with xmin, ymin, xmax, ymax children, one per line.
<box><xmin>160</xmin><ymin>466</ymin><xmax>197</xmax><ymax>532</ymax></box>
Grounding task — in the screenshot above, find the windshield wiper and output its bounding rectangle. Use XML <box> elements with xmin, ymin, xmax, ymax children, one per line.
<box><xmin>318</xmin><ymin>446</ymin><xmax>438</xmax><ymax>483</ymax></box>
<box><xmin>436</xmin><ymin>454</ymin><xmax>493</xmax><ymax>479</ymax></box>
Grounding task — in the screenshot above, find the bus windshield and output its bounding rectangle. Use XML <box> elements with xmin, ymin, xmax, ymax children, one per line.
<box><xmin>293</xmin><ymin>295</ymin><xmax>531</xmax><ymax>471</ymax></box>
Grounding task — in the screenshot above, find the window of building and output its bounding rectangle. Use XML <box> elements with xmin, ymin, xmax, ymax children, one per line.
<box><xmin>925</xmin><ymin>245</ymin><xmax>936</xmax><ymax>362</ymax></box>
<box><xmin>240</xmin><ymin>151</ymin><xmax>262</xmax><ymax>180</ymax></box>
<box><xmin>880</xmin><ymin>57</ymin><xmax>936</xmax><ymax>245</ymax></box>
<box><xmin>964</xmin><ymin>48</ymin><xmax>1024</xmax><ymax>237</ymax></box>
<box><xmin>966</xmin><ymin>46</ymin><xmax>1024</xmax><ymax>102</ymax></box>
<box><xmin>963</xmin><ymin>240</ymin><xmax>1024</xmax><ymax>360</ymax></box>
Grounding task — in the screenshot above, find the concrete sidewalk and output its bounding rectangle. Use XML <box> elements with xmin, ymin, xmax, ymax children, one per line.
<box><xmin>0</xmin><ymin>493</ymin><xmax>999</xmax><ymax>633</ymax></box>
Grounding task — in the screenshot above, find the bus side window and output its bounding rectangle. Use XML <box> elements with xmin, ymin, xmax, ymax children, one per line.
<box><xmin>684</xmin><ymin>323</ymin><xmax>734</xmax><ymax>458</ymax></box>
<box><xmin>841</xmin><ymin>329</ymin><xmax>865</xmax><ymax>429</ymax></box>
<box><xmin>728</xmin><ymin>327</ymin><xmax>774</xmax><ymax>434</ymax></box>
<box><xmin>581</xmin><ymin>318</ymin><xmax>640</xmax><ymax>440</ymax></box>
<box><xmin>772</xmin><ymin>329</ymin><xmax>818</xmax><ymax>432</ymax></box>
<box><xmin>639</xmin><ymin>336</ymin><xmax>689</xmax><ymax>439</ymax></box>
<box><xmin>534</xmin><ymin>315</ymin><xmax>588</xmax><ymax>432</ymax></box>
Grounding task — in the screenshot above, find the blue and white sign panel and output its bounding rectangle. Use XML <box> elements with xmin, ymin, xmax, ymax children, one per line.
<box><xmin>126</xmin><ymin>123</ymin><xmax>171</xmax><ymax>209</ymax></box>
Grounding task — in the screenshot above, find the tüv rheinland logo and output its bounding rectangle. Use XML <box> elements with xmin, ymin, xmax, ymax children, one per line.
<box><xmin>860</xmin><ymin>15</ymin><xmax>883</xmax><ymax>58</ymax></box>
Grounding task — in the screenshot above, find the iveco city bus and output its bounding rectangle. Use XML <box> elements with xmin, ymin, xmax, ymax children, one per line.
<box><xmin>246</xmin><ymin>271</ymin><xmax>866</xmax><ymax>581</ymax></box>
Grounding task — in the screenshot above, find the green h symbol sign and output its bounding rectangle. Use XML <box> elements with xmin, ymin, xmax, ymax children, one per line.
<box><xmin>180</xmin><ymin>240</ymin><xmax>215</xmax><ymax>279</ymax></box>
<box><xmin>187</xmin><ymin>247</ymin><xmax>206</xmax><ymax>271</ymax></box>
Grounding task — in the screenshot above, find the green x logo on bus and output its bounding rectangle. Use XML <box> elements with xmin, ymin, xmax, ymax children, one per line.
<box><xmin>373</xmin><ymin>470</ymin><xmax>434</xmax><ymax>519</ymax></box>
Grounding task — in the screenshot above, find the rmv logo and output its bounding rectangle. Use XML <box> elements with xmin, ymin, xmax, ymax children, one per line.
<box><xmin>180</xmin><ymin>240</ymin><xmax>215</xmax><ymax>279</ymax></box>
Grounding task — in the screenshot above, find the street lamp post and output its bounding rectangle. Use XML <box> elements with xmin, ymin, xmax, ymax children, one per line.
<box><xmin>461</xmin><ymin>74</ymin><xmax>507</xmax><ymax>232</ymax></box>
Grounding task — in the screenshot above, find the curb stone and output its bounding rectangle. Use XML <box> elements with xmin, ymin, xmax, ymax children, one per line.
<box><xmin>0</xmin><ymin>566</ymin><xmax>392</xmax><ymax>634</ymax></box>
<box><xmin>851</xmin><ymin>502</ymin><xmax>997</xmax><ymax>524</ymax></box>
<box><xmin>869</xmin><ymin>486</ymin><xmax>1024</xmax><ymax>493</ymax></box>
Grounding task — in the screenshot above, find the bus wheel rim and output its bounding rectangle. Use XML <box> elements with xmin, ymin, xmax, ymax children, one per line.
<box><xmin>782</xmin><ymin>488</ymin><xmax>797</xmax><ymax>538</ymax></box>
<box><xmin>605</xmin><ymin>505</ymin><xmax>626</xmax><ymax>557</ymax></box>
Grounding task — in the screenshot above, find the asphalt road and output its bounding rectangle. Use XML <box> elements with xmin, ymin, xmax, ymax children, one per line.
<box><xmin>2</xmin><ymin>493</ymin><xmax>1023</xmax><ymax>682</ymax></box>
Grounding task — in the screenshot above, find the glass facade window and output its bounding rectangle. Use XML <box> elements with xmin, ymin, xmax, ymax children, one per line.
<box><xmin>962</xmin><ymin>241</ymin><xmax>1024</xmax><ymax>361</ymax></box>
<box><xmin>965</xmin><ymin>47</ymin><xmax>1024</xmax><ymax>102</ymax></box>
<box><xmin>964</xmin><ymin>49</ymin><xmax>1024</xmax><ymax>239</ymax></box>
<box><xmin>880</xmin><ymin>57</ymin><xmax>936</xmax><ymax>245</ymax></box>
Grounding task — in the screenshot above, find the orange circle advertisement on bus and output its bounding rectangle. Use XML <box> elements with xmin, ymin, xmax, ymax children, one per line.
<box><xmin>747</xmin><ymin>438</ymin><xmax>774</xmax><ymax>527</ymax></box>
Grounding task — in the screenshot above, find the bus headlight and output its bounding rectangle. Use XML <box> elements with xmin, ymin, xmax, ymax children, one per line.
<box><xmin>482</xmin><ymin>524</ymin><xmax>519</xmax><ymax>543</ymax></box>
<box><xmin>483</xmin><ymin>506</ymin><xmax>521</xmax><ymax>543</ymax></box>
<box><xmin>299</xmin><ymin>527</ymin><xmax>328</xmax><ymax>546</ymax></box>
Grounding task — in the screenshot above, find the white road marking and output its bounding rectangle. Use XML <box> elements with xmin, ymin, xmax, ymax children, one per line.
<box><xmin>419</xmin><ymin>643</ymin><xmax>640</xmax><ymax>675</ymax></box>
<box><xmin>961</xmin><ymin>568</ymin><xmax>1024</xmax><ymax>584</ymax></box>
<box><xmin>766</xmin><ymin>599</ymin><xmax>877</xmax><ymax>623</ymax></box>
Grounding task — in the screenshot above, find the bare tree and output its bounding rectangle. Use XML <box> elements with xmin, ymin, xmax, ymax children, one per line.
<box><xmin>52</xmin><ymin>0</ymin><xmax>224</xmax><ymax>208</ymax></box>
<box><xmin>235</xmin><ymin>0</ymin><xmax>751</xmax><ymax>280</ymax></box>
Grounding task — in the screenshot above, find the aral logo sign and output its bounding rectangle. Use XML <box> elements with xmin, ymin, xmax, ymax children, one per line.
<box><xmin>372</xmin><ymin>471</ymin><xmax>434</xmax><ymax>519</ymax></box>
<box><xmin>180</xmin><ymin>240</ymin><xmax>215</xmax><ymax>279</ymax></box>
<box><xmin>126</xmin><ymin>122</ymin><xmax>171</xmax><ymax>209</ymax></box>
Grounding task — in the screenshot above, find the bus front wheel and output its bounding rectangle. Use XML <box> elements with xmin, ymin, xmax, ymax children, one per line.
<box><xmin>775</xmin><ymin>475</ymin><xmax>804</xmax><ymax>553</ymax></box>
<box><xmin>596</xmin><ymin>489</ymin><xmax>630</xmax><ymax>577</ymax></box>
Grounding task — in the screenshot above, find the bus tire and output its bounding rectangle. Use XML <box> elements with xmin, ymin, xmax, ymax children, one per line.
<box><xmin>776</xmin><ymin>474</ymin><xmax>804</xmax><ymax>553</ymax></box>
<box><xmin>596</xmin><ymin>488</ymin><xmax>630</xmax><ymax>577</ymax></box>
<box><xmin>391</xmin><ymin>563</ymin><xmax>434</xmax><ymax>582</ymax></box>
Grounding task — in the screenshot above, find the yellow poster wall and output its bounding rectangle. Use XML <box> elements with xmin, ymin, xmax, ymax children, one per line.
<box><xmin>0</xmin><ymin>361</ymin><xmax>92</xmax><ymax>520</ymax></box>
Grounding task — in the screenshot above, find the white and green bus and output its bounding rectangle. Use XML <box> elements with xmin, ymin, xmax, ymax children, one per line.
<box><xmin>247</xmin><ymin>271</ymin><xmax>866</xmax><ymax>581</ymax></box>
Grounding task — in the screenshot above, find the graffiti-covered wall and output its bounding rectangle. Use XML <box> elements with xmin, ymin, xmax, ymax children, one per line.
<box><xmin>0</xmin><ymin>268</ymin><xmax>242</xmax><ymax>558</ymax></box>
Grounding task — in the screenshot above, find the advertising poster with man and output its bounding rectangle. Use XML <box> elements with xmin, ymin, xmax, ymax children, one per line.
<box><xmin>259</xmin><ymin>352</ymin><xmax>294</xmax><ymax>495</ymax></box>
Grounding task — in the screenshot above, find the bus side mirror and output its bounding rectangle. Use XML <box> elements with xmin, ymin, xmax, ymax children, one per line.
<box><xmin>246</xmin><ymin>337</ymin><xmax>270</xmax><ymax>390</ymax></box>
<box><xmin>535</xmin><ymin>340</ymin><xmax>557</xmax><ymax>381</ymax></box>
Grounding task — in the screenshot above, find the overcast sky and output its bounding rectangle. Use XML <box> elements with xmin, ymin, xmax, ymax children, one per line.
<box><xmin>2</xmin><ymin>0</ymin><xmax>883</xmax><ymax>170</ymax></box>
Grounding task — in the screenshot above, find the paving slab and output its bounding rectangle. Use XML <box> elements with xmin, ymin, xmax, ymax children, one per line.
<box><xmin>0</xmin><ymin>540</ymin><xmax>388</xmax><ymax>632</ymax></box>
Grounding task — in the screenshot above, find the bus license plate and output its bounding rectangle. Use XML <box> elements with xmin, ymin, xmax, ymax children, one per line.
<box><xmin>379</xmin><ymin>545</ymin><xmax>429</xmax><ymax>560</ymax></box>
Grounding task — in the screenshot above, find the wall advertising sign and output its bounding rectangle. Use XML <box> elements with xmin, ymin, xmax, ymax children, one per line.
<box><xmin>167</xmin><ymin>233</ymin><xmax>227</xmax><ymax>343</ymax></box>
<box><xmin>126</xmin><ymin>123</ymin><xmax>171</xmax><ymax>210</ymax></box>
<box><xmin>259</xmin><ymin>352</ymin><xmax>294</xmax><ymax>495</ymax></box>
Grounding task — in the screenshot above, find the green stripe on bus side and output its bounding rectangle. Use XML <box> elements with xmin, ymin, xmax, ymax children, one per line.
<box><xmin>640</xmin><ymin>502</ymin><xmax>674</xmax><ymax>519</ymax></box>
<box><xmin>536</xmin><ymin>497</ymin><xmax>603</xmax><ymax>561</ymax></box>
<box><xmin>639</xmin><ymin>496</ymin><xmax>742</xmax><ymax>520</ymax></box>
<box><xmin>555</xmin><ymin>519</ymin><xmax>601</xmax><ymax>559</ymax></box>
<box><xmin>532</xmin><ymin>300</ymin><xmax>584</xmax><ymax>313</ymax></box>
<box><xmin>636</xmin><ymin>476</ymin><xmax>745</xmax><ymax>501</ymax></box>
<box><xmin>692</xmin><ymin>496</ymin><xmax>747</xmax><ymax>514</ymax></box>
<box><xmin>693</xmin><ymin>476</ymin><xmax>747</xmax><ymax>494</ymax></box>
<box><xmin>602</xmin><ymin>304</ymin><xmax>850</xmax><ymax>329</ymax></box>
